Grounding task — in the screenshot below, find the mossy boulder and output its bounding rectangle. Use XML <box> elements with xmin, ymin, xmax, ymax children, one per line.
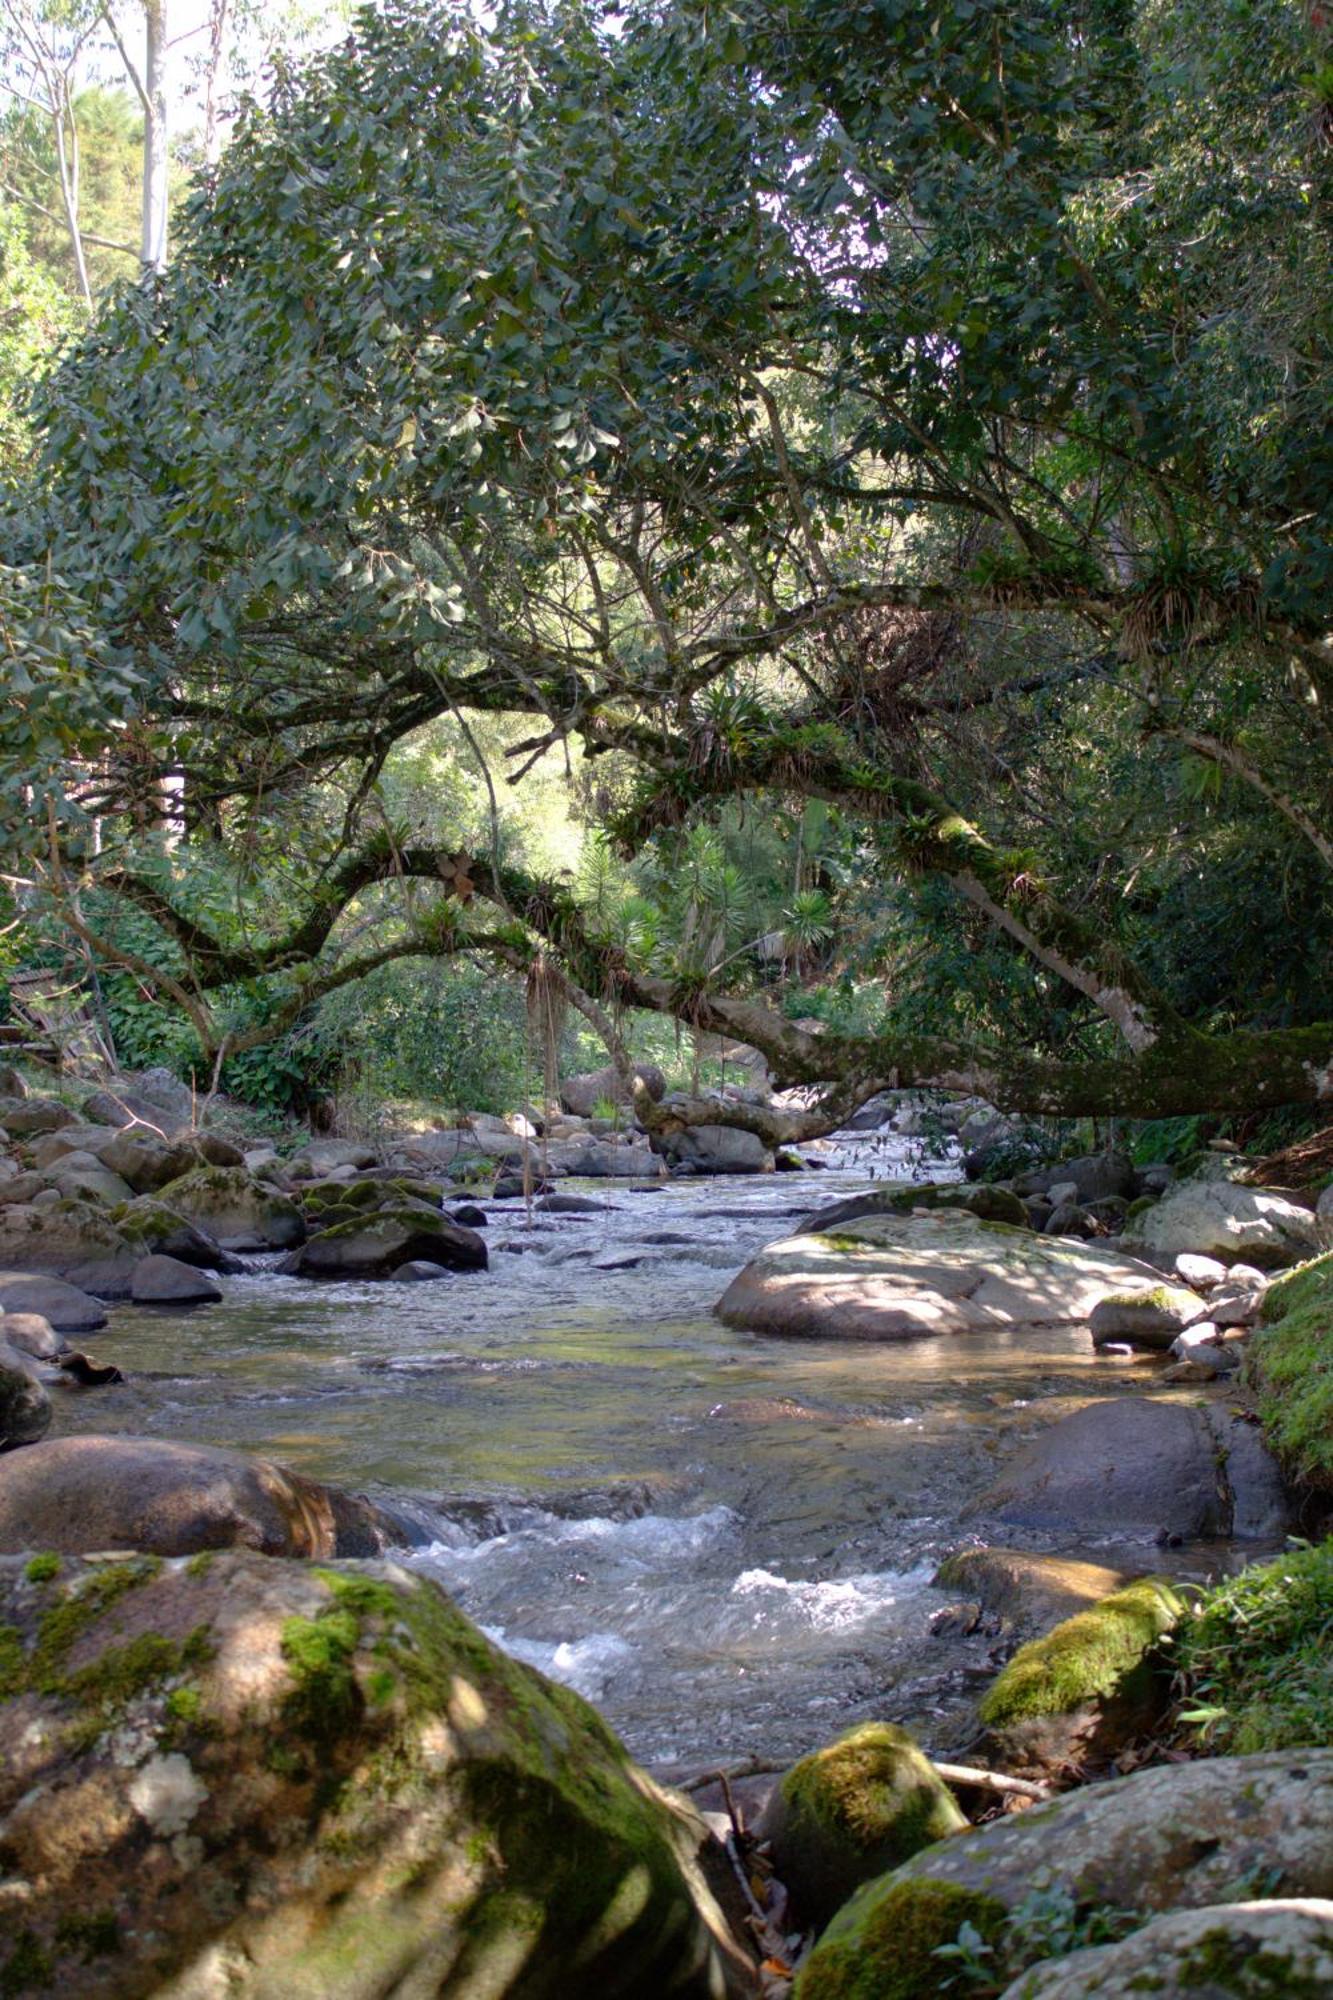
<box><xmin>716</xmin><ymin>1211</ymin><xmax>1169</xmax><ymax>1341</ymax></box>
<box><xmin>795</xmin><ymin>1876</ymin><xmax>1009</xmax><ymax>1998</ymax></box>
<box><xmin>0</xmin><ymin>1197</ymin><xmax>138</xmax><ymax>1285</ymax></box>
<box><xmin>1006</xmin><ymin>1899</ymin><xmax>1333</xmax><ymax>1998</ymax></box>
<box><xmin>110</xmin><ymin>1195</ymin><xmax>236</xmax><ymax>1271</ymax></box>
<box><xmin>811</xmin><ymin>1183</ymin><xmax>1030</xmax><ymax>1230</ymax></box>
<box><xmin>1245</xmin><ymin>1251</ymin><xmax>1333</xmax><ymax>1492</ymax></box>
<box><xmin>286</xmin><ymin>1206</ymin><xmax>488</xmax><ymax>1278</ymax></box>
<box><xmin>0</xmin><ymin>1435</ymin><xmax>400</xmax><ymax>1559</ymax></box>
<box><xmin>0</xmin><ymin>1549</ymin><xmax>754</xmax><ymax>1998</ymax></box>
<box><xmin>756</xmin><ymin>1723</ymin><xmax>967</xmax><ymax>1929</ymax></box>
<box><xmin>154</xmin><ymin>1165</ymin><xmax>306</xmax><ymax>1250</ymax></box>
<box><xmin>933</xmin><ymin>1548</ymin><xmax>1131</xmax><ymax>1638</ymax></box>
<box><xmin>978</xmin><ymin>1579</ymin><xmax>1182</xmax><ymax>1773</ymax></box>
<box><xmin>40</xmin><ymin>1151</ymin><xmax>136</xmax><ymax>1207</ymax></box>
<box><xmin>1088</xmin><ymin>1284</ymin><xmax>1206</xmax><ymax>1349</ymax></box>
<box><xmin>796</xmin><ymin>1751</ymin><xmax>1333</xmax><ymax>2000</ymax></box>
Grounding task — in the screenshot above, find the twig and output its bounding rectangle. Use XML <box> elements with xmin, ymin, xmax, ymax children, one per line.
<box><xmin>932</xmin><ymin>1761</ymin><xmax>1051</xmax><ymax>1802</ymax></box>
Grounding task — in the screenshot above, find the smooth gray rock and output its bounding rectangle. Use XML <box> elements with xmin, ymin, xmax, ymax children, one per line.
<box><xmin>559</xmin><ymin>1061</ymin><xmax>667</xmax><ymax>1117</ymax></box>
<box><xmin>130</xmin><ymin>1254</ymin><xmax>224</xmax><ymax>1305</ymax></box>
<box><xmin>0</xmin><ymin>1273</ymin><xmax>107</xmax><ymax>1332</ymax></box>
<box><xmin>1124</xmin><ymin>1178</ymin><xmax>1320</xmax><ymax>1269</ymax></box>
<box><xmin>718</xmin><ymin>1211</ymin><xmax>1168</xmax><ymax>1341</ymax></box>
<box><xmin>1004</xmin><ymin>1899</ymin><xmax>1333</xmax><ymax>1998</ymax></box>
<box><xmin>0</xmin><ymin>1434</ymin><xmax>400</xmax><ymax>1557</ymax></box>
<box><xmin>968</xmin><ymin>1397</ymin><xmax>1286</xmax><ymax>1541</ymax></box>
<box><xmin>657</xmin><ymin>1124</ymin><xmax>772</xmax><ymax>1175</ymax></box>
<box><xmin>0</xmin><ymin>1311</ymin><xmax>62</xmax><ymax>1360</ymax></box>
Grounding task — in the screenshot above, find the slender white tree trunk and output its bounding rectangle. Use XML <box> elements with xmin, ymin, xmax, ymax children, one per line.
<box><xmin>139</xmin><ymin>0</ymin><xmax>168</xmax><ymax>269</ymax></box>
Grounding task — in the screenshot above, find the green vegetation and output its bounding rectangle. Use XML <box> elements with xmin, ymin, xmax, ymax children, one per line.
<box><xmin>1174</xmin><ymin>1540</ymin><xmax>1333</xmax><ymax>1755</ymax></box>
<box><xmin>794</xmin><ymin>1878</ymin><xmax>1010</xmax><ymax>1999</ymax></box>
<box><xmin>1246</xmin><ymin>1254</ymin><xmax>1333</xmax><ymax>1491</ymax></box>
<box><xmin>979</xmin><ymin>1579</ymin><xmax>1183</xmax><ymax>1730</ymax></box>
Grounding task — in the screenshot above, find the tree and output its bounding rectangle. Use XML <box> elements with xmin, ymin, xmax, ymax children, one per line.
<box><xmin>5</xmin><ymin>0</ymin><xmax>1331</xmax><ymax>1127</ymax></box>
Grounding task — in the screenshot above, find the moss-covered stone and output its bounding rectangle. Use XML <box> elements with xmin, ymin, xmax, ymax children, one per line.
<box><xmin>757</xmin><ymin>1722</ymin><xmax>968</xmax><ymax>1930</ymax></box>
<box><xmin>0</xmin><ymin>1550</ymin><xmax>750</xmax><ymax>1998</ymax></box>
<box><xmin>1246</xmin><ymin>1251</ymin><xmax>1333</xmax><ymax>1490</ymax></box>
<box><xmin>154</xmin><ymin>1165</ymin><xmax>305</xmax><ymax>1249</ymax></box>
<box><xmin>979</xmin><ymin>1578</ymin><xmax>1182</xmax><ymax>1731</ymax></box>
<box><xmin>794</xmin><ymin>1877</ymin><xmax>1008</xmax><ymax>1999</ymax></box>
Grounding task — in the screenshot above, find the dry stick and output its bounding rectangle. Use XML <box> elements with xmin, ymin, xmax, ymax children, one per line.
<box><xmin>932</xmin><ymin>1761</ymin><xmax>1050</xmax><ymax>1802</ymax></box>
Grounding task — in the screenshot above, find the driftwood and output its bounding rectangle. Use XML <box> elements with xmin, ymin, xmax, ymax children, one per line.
<box><xmin>682</xmin><ymin>1754</ymin><xmax>1049</xmax><ymax>1805</ymax></box>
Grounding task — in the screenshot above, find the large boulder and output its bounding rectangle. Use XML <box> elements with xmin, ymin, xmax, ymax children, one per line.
<box><xmin>112</xmin><ymin>1196</ymin><xmax>238</xmax><ymax>1271</ymax></box>
<box><xmin>289</xmin><ymin>1137</ymin><xmax>379</xmax><ymax>1177</ymax></box>
<box><xmin>154</xmin><ymin>1165</ymin><xmax>306</xmax><ymax>1250</ymax></box>
<box><xmin>0</xmin><ymin>1272</ymin><xmax>107</xmax><ymax>1332</ymax></box>
<box><xmin>967</xmin><ymin>1398</ymin><xmax>1288</xmax><ymax>1542</ymax></box>
<box><xmin>81</xmin><ymin>1063</ymin><xmax>196</xmax><ymax>1134</ymax></box>
<box><xmin>756</xmin><ymin>1723</ymin><xmax>967</xmax><ymax>1929</ymax></box>
<box><xmin>794</xmin><ymin>1751</ymin><xmax>1333</xmax><ymax>2000</ymax></box>
<box><xmin>41</xmin><ymin>1150</ymin><xmax>137</xmax><ymax>1207</ymax></box>
<box><xmin>808</xmin><ymin>1183</ymin><xmax>1029</xmax><ymax>1230</ymax></box>
<box><xmin>0</xmin><ymin>1549</ymin><xmax>753</xmax><ymax>2000</ymax></box>
<box><xmin>0</xmin><ymin>1435</ymin><xmax>400</xmax><ymax>1558</ymax></box>
<box><xmin>1006</xmin><ymin>1899</ymin><xmax>1333</xmax><ymax>1999</ymax></box>
<box><xmin>284</xmin><ymin>1207</ymin><xmax>488</xmax><ymax>1278</ymax></box>
<box><xmin>1088</xmin><ymin>1283</ymin><xmax>1208</xmax><ymax>1349</ymax></box>
<box><xmin>0</xmin><ymin>1094</ymin><xmax>77</xmax><ymax>1136</ymax></box>
<box><xmin>655</xmin><ymin>1123</ymin><xmax>773</xmax><ymax>1175</ymax></box>
<box><xmin>130</xmin><ymin>1253</ymin><xmax>224</xmax><ymax>1305</ymax></box>
<box><xmin>717</xmin><ymin>1211</ymin><xmax>1170</xmax><ymax>1340</ymax></box>
<box><xmin>0</xmin><ymin>1340</ymin><xmax>50</xmax><ymax>1449</ymax></box>
<box><xmin>0</xmin><ymin>1196</ymin><xmax>139</xmax><ymax>1286</ymax></box>
<box><xmin>560</xmin><ymin>1060</ymin><xmax>667</xmax><ymax>1117</ymax></box>
<box><xmin>95</xmin><ymin>1125</ymin><xmax>241</xmax><ymax>1192</ymax></box>
<box><xmin>549</xmin><ymin>1136</ymin><xmax>661</xmax><ymax>1178</ymax></box>
<box><xmin>1122</xmin><ymin>1177</ymin><xmax>1320</xmax><ymax>1269</ymax></box>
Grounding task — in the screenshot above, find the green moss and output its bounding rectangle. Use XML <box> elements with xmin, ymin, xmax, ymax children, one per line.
<box><xmin>1174</xmin><ymin>1538</ymin><xmax>1333</xmax><ymax>1754</ymax></box>
<box><xmin>979</xmin><ymin>1578</ymin><xmax>1182</xmax><ymax>1728</ymax></box>
<box><xmin>29</xmin><ymin>1557</ymin><xmax>162</xmax><ymax>1693</ymax></box>
<box><xmin>0</xmin><ymin>1622</ymin><xmax>23</xmax><ymax>1698</ymax></box>
<box><xmin>1246</xmin><ymin>1252</ymin><xmax>1333</xmax><ymax>1490</ymax></box>
<box><xmin>280</xmin><ymin>1606</ymin><xmax>364</xmax><ymax>1747</ymax></box>
<box><xmin>24</xmin><ymin>1553</ymin><xmax>61</xmax><ymax>1583</ymax></box>
<box><xmin>1125</xmin><ymin>1195</ymin><xmax>1156</xmax><ymax>1220</ymax></box>
<box><xmin>0</xmin><ymin>1930</ymin><xmax>53</xmax><ymax>1996</ymax></box>
<box><xmin>796</xmin><ymin>1878</ymin><xmax>1009</xmax><ymax>2000</ymax></box>
<box><xmin>1175</xmin><ymin>1925</ymin><xmax>1330</xmax><ymax>1996</ymax></box>
<box><xmin>184</xmin><ymin>1550</ymin><xmax>216</xmax><ymax>1580</ymax></box>
<box><xmin>166</xmin><ymin>1685</ymin><xmax>204</xmax><ymax>1725</ymax></box>
<box><xmin>781</xmin><ymin>1723</ymin><xmax>965</xmax><ymax>1857</ymax></box>
<box><xmin>54</xmin><ymin>1911</ymin><xmax>121</xmax><ymax>1961</ymax></box>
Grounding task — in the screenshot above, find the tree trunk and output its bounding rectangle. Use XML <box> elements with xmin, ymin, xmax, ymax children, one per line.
<box><xmin>140</xmin><ymin>0</ymin><xmax>169</xmax><ymax>270</ymax></box>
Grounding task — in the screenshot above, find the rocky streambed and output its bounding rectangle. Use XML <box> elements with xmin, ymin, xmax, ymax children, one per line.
<box><xmin>26</xmin><ymin>1133</ymin><xmax>1286</xmax><ymax>1779</ymax></box>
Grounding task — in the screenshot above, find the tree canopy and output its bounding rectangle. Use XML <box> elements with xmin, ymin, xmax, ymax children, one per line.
<box><xmin>3</xmin><ymin>0</ymin><xmax>1331</xmax><ymax>1127</ymax></box>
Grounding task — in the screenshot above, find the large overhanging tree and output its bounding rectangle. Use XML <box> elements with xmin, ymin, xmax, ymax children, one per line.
<box><xmin>4</xmin><ymin>0</ymin><xmax>1331</xmax><ymax>1128</ymax></box>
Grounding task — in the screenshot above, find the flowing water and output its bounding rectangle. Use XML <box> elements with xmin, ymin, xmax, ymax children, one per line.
<box><xmin>57</xmin><ymin>1135</ymin><xmax>1199</xmax><ymax>1775</ymax></box>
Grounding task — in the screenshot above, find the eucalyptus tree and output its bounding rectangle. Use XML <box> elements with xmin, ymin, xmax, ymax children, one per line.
<box><xmin>5</xmin><ymin>0</ymin><xmax>1331</xmax><ymax>1126</ymax></box>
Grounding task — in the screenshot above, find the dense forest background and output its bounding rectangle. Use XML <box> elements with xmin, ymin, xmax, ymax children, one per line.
<box><xmin>1</xmin><ymin>0</ymin><xmax>1329</xmax><ymax>1144</ymax></box>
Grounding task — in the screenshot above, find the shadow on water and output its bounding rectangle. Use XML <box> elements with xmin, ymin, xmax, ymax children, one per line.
<box><xmin>55</xmin><ymin>1142</ymin><xmax>1219</xmax><ymax>1770</ymax></box>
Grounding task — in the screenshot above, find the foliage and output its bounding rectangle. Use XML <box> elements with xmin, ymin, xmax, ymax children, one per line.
<box><xmin>1245</xmin><ymin>1252</ymin><xmax>1333</xmax><ymax>1493</ymax></box>
<box><xmin>1174</xmin><ymin>1539</ymin><xmax>1333</xmax><ymax>1754</ymax></box>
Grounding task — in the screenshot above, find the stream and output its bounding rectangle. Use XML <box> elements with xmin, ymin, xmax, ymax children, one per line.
<box><xmin>56</xmin><ymin>1133</ymin><xmax>1209</xmax><ymax>1776</ymax></box>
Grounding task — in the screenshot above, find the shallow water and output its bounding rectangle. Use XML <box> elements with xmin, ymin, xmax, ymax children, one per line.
<box><xmin>58</xmin><ymin>1136</ymin><xmax>1200</xmax><ymax>1772</ymax></box>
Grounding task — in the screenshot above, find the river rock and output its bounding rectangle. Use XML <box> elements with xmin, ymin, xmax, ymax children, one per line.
<box><xmin>0</xmin><ymin>1196</ymin><xmax>140</xmax><ymax>1285</ymax></box>
<box><xmin>932</xmin><ymin>1548</ymin><xmax>1130</xmax><ymax>1637</ymax></box>
<box><xmin>0</xmin><ymin>1340</ymin><xmax>50</xmax><ymax>1449</ymax></box>
<box><xmin>656</xmin><ymin>1124</ymin><xmax>773</xmax><ymax>1175</ymax></box>
<box><xmin>1122</xmin><ymin>1177</ymin><xmax>1320</xmax><ymax>1269</ymax></box>
<box><xmin>285</xmin><ymin>1207</ymin><xmax>488</xmax><ymax>1278</ymax></box>
<box><xmin>0</xmin><ymin>1548</ymin><xmax>751</xmax><ymax>2000</ymax></box>
<box><xmin>41</xmin><ymin>1151</ymin><xmax>137</xmax><ymax>1207</ymax></box>
<box><xmin>0</xmin><ymin>1434</ymin><xmax>400</xmax><ymax>1557</ymax></box>
<box><xmin>0</xmin><ymin>1063</ymin><xmax>25</xmax><ymax>1097</ymax></box>
<box><xmin>1211</xmin><ymin>1284</ymin><xmax>1266</xmax><ymax>1327</ymax></box>
<box><xmin>1174</xmin><ymin>1251</ymin><xmax>1229</xmax><ymax>1290</ymax></box>
<box><xmin>0</xmin><ymin>1310</ymin><xmax>62</xmax><ymax>1360</ymax></box>
<box><xmin>0</xmin><ymin>1094</ymin><xmax>77</xmax><ymax>1136</ymax></box>
<box><xmin>554</xmin><ymin>1136</ymin><xmax>661</xmax><ymax>1177</ymax></box>
<box><xmin>968</xmin><ymin>1397</ymin><xmax>1287</xmax><ymax>1541</ymax></box>
<box><xmin>1005</xmin><ymin>1899</ymin><xmax>1333</xmax><ymax>1998</ymax></box>
<box><xmin>717</xmin><ymin>1210</ymin><xmax>1171</xmax><ymax>1341</ymax></box>
<box><xmin>809</xmin><ymin>1183</ymin><xmax>1029</xmax><ymax>1230</ymax></box>
<box><xmin>1088</xmin><ymin>1284</ymin><xmax>1207</xmax><ymax>1349</ymax></box>
<box><xmin>0</xmin><ymin>1272</ymin><xmax>107</xmax><ymax>1332</ymax></box>
<box><xmin>757</xmin><ymin>1723</ymin><xmax>967</xmax><ymax>1930</ymax></box>
<box><xmin>289</xmin><ymin>1138</ymin><xmax>380</xmax><ymax>1177</ymax></box>
<box><xmin>795</xmin><ymin>1751</ymin><xmax>1333</xmax><ymax>2000</ymax></box>
<box><xmin>154</xmin><ymin>1165</ymin><xmax>306</xmax><ymax>1250</ymax></box>
<box><xmin>79</xmin><ymin>1064</ymin><xmax>196</xmax><ymax>1134</ymax></box>
<box><xmin>559</xmin><ymin>1060</ymin><xmax>667</xmax><ymax>1117</ymax></box>
<box><xmin>130</xmin><ymin>1253</ymin><xmax>225</xmax><ymax>1304</ymax></box>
